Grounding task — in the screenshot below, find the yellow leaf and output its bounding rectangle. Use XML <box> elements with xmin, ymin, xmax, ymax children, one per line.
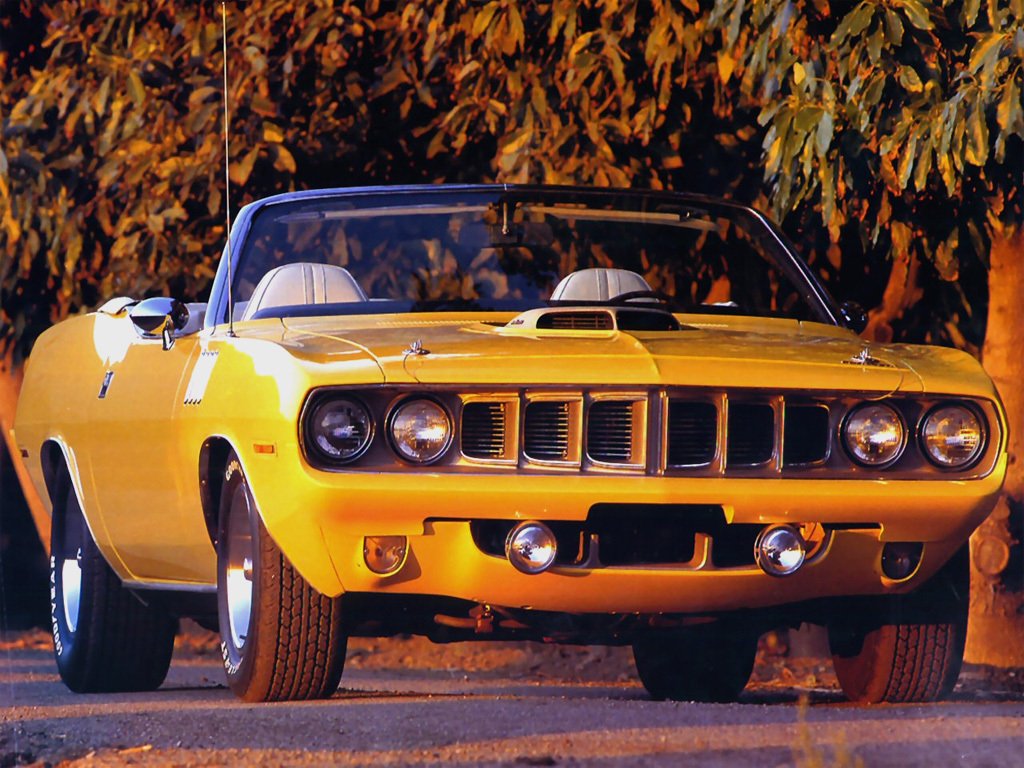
<box><xmin>273</xmin><ymin>145</ymin><xmax>296</xmax><ymax>174</ymax></box>
<box><xmin>455</xmin><ymin>61</ymin><xmax>482</xmax><ymax>83</ymax></box>
<box><xmin>501</xmin><ymin>126</ymin><xmax>532</xmax><ymax>156</ymax></box>
<box><xmin>793</xmin><ymin>62</ymin><xmax>806</xmax><ymax>85</ymax></box>
<box><xmin>127</xmin><ymin>71</ymin><xmax>145</xmax><ymax>107</ymax></box>
<box><xmin>229</xmin><ymin>147</ymin><xmax>259</xmax><ymax>186</ymax></box>
<box><xmin>94</xmin><ymin>76</ymin><xmax>112</xmax><ymax>117</ymax></box>
<box><xmin>263</xmin><ymin>122</ymin><xmax>284</xmax><ymax>143</ymax></box>
<box><xmin>717</xmin><ymin>52</ymin><xmax>735</xmax><ymax>84</ymax></box>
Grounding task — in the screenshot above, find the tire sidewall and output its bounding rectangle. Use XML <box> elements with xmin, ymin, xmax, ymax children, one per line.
<box><xmin>49</xmin><ymin>483</ymin><xmax>87</xmax><ymax>685</ymax></box>
<box><xmin>217</xmin><ymin>456</ymin><xmax>261</xmax><ymax>692</ymax></box>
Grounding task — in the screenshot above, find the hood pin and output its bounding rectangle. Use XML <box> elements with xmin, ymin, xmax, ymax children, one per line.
<box><xmin>404</xmin><ymin>339</ymin><xmax>430</xmax><ymax>356</ymax></box>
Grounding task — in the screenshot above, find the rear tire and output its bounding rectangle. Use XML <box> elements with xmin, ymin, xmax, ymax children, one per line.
<box><xmin>828</xmin><ymin>547</ymin><xmax>969</xmax><ymax>703</ymax></box>
<box><xmin>49</xmin><ymin>472</ymin><xmax>176</xmax><ymax>693</ymax></box>
<box><xmin>216</xmin><ymin>453</ymin><xmax>346</xmax><ymax>702</ymax></box>
<box><xmin>632</xmin><ymin>625</ymin><xmax>758</xmax><ymax>702</ymax></box>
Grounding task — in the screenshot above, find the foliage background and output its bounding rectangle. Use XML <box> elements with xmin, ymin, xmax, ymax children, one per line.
<box><xmin>4</xmin><ymin>0</ymin><xmax>1016</xmax><ymax>363</ymax></box>
<box><xmin>2</xmin><ymin>0</ymin><xmax>1023</xmax><ymax>661</ymax></box>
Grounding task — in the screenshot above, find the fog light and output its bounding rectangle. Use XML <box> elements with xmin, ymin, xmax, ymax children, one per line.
<box><xmin>505</xmin><ymin>522</ymin><xmax>557</xmax><ymax>574</ymax></box>
<box><xmin>363</xmin><ymin>536</ymin><xmax>408</xmax><ymax>576</ymax></box>
<box><xmin>881</xmin><ymin>542</ymin><xmax>923</xmax><ymax>580</ymax></box>
<box><xmin>754</xmin><ymin>525</ymin><xmax>807</xmax><ymax>577</ymax></box>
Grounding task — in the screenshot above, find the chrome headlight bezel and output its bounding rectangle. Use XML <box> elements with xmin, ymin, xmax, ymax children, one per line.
<box><xmin>919</xmin><ymin>402</ymin><xmax>986</xmax><ymax>470</ymax></box>
<box><xmin>386</xmin><ymin>397</ymin><xmax>453</xmax><ymax>465</ymax></box>
<box><xmin>841</xmin><ymin>402</ymin><xmax>907</xmax><ymax>468</ymax></box>
<box><xmin>303</xmin><ymin>395</ymin><xmax>375</xmax><ymax>466</ymax></box>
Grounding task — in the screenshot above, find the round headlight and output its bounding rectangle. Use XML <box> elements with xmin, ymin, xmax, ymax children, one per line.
<box><xmin>388</xmin><ymin>398</ymin><xmax>452</xmax><ymax>464</ymax></box>
<box><xmin>307</xmin><ymin>397</ymin><xmax>373</xmax><ymax>464</ymax></box>
<box><xmin>921</xmin><ymin>404</ymin><xmax>984</xmax><ymax>468</ymax></box>
<box><xmin>843</xmin><ymin>403</ymin><xmax>905</xmax><ymax>467</ymax></box>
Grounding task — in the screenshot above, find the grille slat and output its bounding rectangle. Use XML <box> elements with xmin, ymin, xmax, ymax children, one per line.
<box><xmin>461</xmin><ymin>402</ymin><xmax>507</xmax><ymax>459</ymax></box>
<box><xmin>524</xmin><ymin>402</ymin><xmax>572</xmax><ymax>461</ymax></box>
<box><xmin>458</xmin><ymin>393</ymin><xmax>839</xmax><ymax>473</ymax></box>
<box><xmin>667</xmin><ymin>401</ymin><xmax>718</xmax><ymax>466</ymax></box>
<box><xmin>587</xmin><ymin>401</ymin><xmax>634</xmax><ymax>463</ymax></box>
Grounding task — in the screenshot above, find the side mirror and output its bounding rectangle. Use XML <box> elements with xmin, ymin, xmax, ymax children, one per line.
<box><xmin>129</xmin><ymin>297</ymin><xmax>190</xmax><ymax>350</ymax></box>
<box><xmin>838</xmin><ymin>300</ymin><xmax>868</xmax><ymax>334</ymax></box>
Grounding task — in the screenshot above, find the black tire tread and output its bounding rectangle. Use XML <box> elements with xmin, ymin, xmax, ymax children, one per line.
<box><xmin>829</xmin><ymin>548</ymin><xmax>967</xmax><ymax>704</ymax></box>
<box><xmin>53</xmin><ymin>479</ymin><xmax>176</xmax><ymax>693</ymax></box>
<box><xmin>258</xmin><ymin>525</ymin><xmax>346</xmax><ymax>701</ymax></box>
<box><xmin>632</xmin><ymin>627</ymin><xmax>757</xmax><ymax>703</ymax></box>
<box><xmin>219</xmin><ymin>457</ymin><xmax>346</xmax><ymax>702</ymax></box>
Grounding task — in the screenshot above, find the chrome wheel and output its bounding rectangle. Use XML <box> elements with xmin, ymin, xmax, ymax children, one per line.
<box><xmin>61</xmin><ymin>549</ymin><xmax>82</xmax><ymax>633</ymax></box>
<box><xmin>224</xmin><ymin>483</ymin><xmax>254</xmax><ymax>653</ymax></box>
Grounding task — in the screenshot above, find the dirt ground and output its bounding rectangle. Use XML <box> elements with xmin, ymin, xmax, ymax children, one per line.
<box><xmin>4</xmin><ymin>622</ymin><xmax>1024</xmax><ymax>767</ymax></box>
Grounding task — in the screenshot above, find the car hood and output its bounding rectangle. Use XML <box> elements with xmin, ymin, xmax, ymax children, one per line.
<box><xmin>242</xmin><ymin>314</ymin><xmax>995</xmax><ymax>398</ymax></box>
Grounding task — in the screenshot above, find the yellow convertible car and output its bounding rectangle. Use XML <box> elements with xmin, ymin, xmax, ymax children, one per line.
<box><xmin>14</xmin><ymin>185</ymin><xmax>1005</xmax><ymax>703</ymax></box>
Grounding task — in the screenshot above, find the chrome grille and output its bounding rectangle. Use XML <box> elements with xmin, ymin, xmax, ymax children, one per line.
<box><xmin>523</xmin><ymin>401</ymin><xmax>572</xmax><ymax>461</ymax></box>
<box><xmin>667</xmin><ymin>401</ymin><xmax>718</xmax><ymax>466</ymax></box>
<box><xmin>587</xmin><ymin>401</ymin><xmax>634</xmax><ymax>463</ymax></box>
<box><xmin>461</xmin><ymin>402</ymin><xmax>506</xmax><ymax>459</ymax></box>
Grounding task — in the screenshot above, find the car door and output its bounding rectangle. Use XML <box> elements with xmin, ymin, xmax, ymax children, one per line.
<box><xmin>84</xmin><ymin>313</ymin><xmax>212</xmax><ymax>584</ymax></box>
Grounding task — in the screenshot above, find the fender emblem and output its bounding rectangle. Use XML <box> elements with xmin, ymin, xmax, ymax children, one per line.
<box><xmin>98</xmin><ymin>370</ymin><xmax>114</xmax><ymax>399</ymax></box>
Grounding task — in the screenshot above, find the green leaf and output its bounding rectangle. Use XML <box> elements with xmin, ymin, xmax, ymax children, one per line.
<box><xmin>794</xmin><ymin>106</ymin><xmax>824</xmax><ymax>131</ymax></box>
<box><xmin>867</xmin><ymin>28</ymin><xmax>884</xmax><ymax>63</ymax></box>
<box><xmin>898</xmin><ymin>66</ymin><xmax>923</xmax><ymax>93</ymax></box>
<box><xmin>815</xmin><ymin>111</ymin><xmax>834</xmax><ymax>156</ymax></box>
<box><xmin>848</xmin><ymin>4</ymin><xmax>875</xmax><ymax>39</ymax></box>
<box><xmin>965</xmin><ymin>101</ymin><xmax>989</xmax><ymax>166</ymax></box>
<box><xmin>897</xmin><ymin>132</ymin><xmax>918</xmax><ymax>190</ymax></box>
<box><xmin>884</xmin><ymin>10</ymin><xmax>904</xmax><ymax>45</ymax></box>
<box><xmin>897</xmin><ymin>0</ymin><xmax>933</xmax><ymax>31</ymax></box>
<box><xmin>964</xmin><ymin>0</ymin><xmax>981</xmax><ymax>25</ymax></box>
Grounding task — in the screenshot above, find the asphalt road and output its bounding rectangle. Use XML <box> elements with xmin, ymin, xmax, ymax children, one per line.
<box><xmin>2</xmin><ymin>630</ymin><xmax>1023</xmax><ymax>767</ymax></box>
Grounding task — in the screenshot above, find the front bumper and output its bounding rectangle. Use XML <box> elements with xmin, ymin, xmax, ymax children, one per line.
<box><xmin>247</xmin><ymin>451</ymin><xmax>1005</xmax><ymax>614</ymax></box>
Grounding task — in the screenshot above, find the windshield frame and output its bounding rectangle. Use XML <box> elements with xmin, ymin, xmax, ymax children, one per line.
<box><xmin>204</xmin><ymin>184</ymin><xmax>840</xmax><ymax>330</ymax></box>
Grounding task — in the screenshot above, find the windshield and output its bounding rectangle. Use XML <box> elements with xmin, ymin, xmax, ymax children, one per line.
<box><xmin>228</xmin><ymin>188</ymin><xmax>832</xmax><ymax>323</ymax></box>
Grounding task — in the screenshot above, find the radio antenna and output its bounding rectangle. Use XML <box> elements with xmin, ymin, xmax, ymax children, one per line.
<box><xmin>221</xmin><ymin>1</ymin><xmax>236</xmax><ymax>337</ymax></box>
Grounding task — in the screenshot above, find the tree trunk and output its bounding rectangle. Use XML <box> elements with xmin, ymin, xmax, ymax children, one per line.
<box><xmin>965</xmin><ymin>226</ymin><xmax>1024</xmax><ymax>667</ymax></box>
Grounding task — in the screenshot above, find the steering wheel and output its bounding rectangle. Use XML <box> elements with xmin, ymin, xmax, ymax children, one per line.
<box><xmin>606</xmin><ymin>289</ymin><xmax>680</xmax><ymax>308</ymax></box>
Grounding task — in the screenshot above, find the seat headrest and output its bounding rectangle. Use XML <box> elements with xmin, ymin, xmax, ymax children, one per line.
<box><xmin>242</xmin><ymin>263</ymin><xmax>367</xmax><ymax>320</ymax></box>
<box><xmin>549</xmin><ymin>268</ymin><xmax>653</xmax><ymax>302</ymax></box>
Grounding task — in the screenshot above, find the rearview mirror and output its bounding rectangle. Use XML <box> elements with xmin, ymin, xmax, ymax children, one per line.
<box><xmin>838</xmin><ymin>301</ymin><xmax>868</xmax><ymax>334</ymax></box>
<box><xmin>129</xmin><ymin>297</ymin><xmax>190</xmax><ymax>350</ymax></box>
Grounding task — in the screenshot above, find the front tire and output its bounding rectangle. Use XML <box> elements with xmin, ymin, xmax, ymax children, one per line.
<box><xmin>216</xmin><ymin>454</ymin><xmax>346</xmax><ymax>702</ymax></box>
<box><xmin>632</xmin><ymin>625</ymin><xmax>758</xmax><ymax>702</ymax></box>
<box><xmin>49</xmin><ymin>472</ymin><xmax>176</xmax><ymax>693</ymax></box>
<box><xmin>828</xmin><ymin>547</ymin><xmax>969</xmax><ymax>703</ymax></box>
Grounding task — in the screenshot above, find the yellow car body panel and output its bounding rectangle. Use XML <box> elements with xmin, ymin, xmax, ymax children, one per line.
<box><xmin>15</xmin><ymin>306</ymin><xmax>1007</xmax><ymax>614</ymax></box>
<box><xmin>12</xmin><ymin>185</ymin><xmax>1008</xmax><ymax>647</ymax></box>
